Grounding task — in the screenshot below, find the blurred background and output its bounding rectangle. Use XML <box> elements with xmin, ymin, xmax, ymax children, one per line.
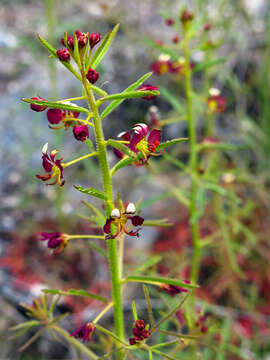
<box><xmin>1</xmin><ymin>0</ymin><xmax>270</xmax><ymax>359</ymax></box>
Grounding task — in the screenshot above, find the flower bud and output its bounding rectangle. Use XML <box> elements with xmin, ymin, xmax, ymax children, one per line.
<box><xmin>86</xmin><ymin>68</ymin><xmax>99</xmax><ymax>84</ymax></box>
<box><xmin>165</xmin><ymin>18</ymin><xmax>174</xmax><ymax>26</ymax></box>
<box><xmin>78</xmin><ymin>34</ymin><xmax>89</xmax><ymax>48</ymax></box>
<box><xmin>180</xmin><ymin>9</ymin><xmax>194</xmax><ymax>24</ymax></box>
<box><xmin>138</xmin><ymin>84</ymin><xmax>159</xmax><ymax>101</ymax></box>
<box><xmin>73</xmin><ymin>125</ymin><xmax>89</xmax><ymax>141</ymax></box>
<box><xmin>172</xmin><ymin>36</ymin><xmax>180</xmax><ymax>44</ymax></box>
<box><xmin>30</xmin><ymin>96</ymin><xmax>47</xmax><ymax>112</ymax></box>
<box><xmin>204</xmin><ymin>23</ymin><xmax>211</xmax><ymax>31</ymax></box>
<box><xmin>89</xmin><ymin>32</ymin><xmax>101</xmax><ymax>48</ymax></box>
<box><xmin>57</xmin><ymin>48</ymin><xmax>70</xmax><ymax>61</ymax></box>
<box><xmin>61</xmin><ymin>35</ymin><xmax>74</xmax><ymax>49</ymax></box>
<box><xmin>47</xmin><ymin>109</ymin><xmax>63</xmax><ymax>124</ymax></box>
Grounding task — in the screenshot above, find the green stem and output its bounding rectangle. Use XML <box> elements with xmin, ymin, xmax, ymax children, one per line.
<box><xmin>68</xmin><ymin>235</ymin><xmax>105</xmax><ymax>240</ymax></box>
<box><xmin>80</xmin><ymin>68</ymin><xmax>125</xmax><ymax>360</ymax></box>
<box><xmin>183</xmin><ymin>37</ymin><xmax>200</xmax><ymax>285</ymax></box>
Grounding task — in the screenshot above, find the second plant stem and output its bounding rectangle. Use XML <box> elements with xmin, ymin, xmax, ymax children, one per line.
<box><xmin>183</xmin><ymin>37</ymin><xmax>200</xmax><ymax>285</ymax></box>
<box><xmin>81</xmin><ymin>68</ymin><xmax>125</xmax><ymax>359</ymax></box>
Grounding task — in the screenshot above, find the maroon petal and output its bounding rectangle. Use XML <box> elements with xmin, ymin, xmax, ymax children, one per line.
<box><xmin>127</xmin><ymin>228</ymin><xmax>141</xmax><ymax>237</ymax></box>
<box><xmin>129</xmin><ymin>132</ymin><xmax>143</xmax><ymax>152</ymax></box>
<box><xmin>119</xmin><ymin>131</ymin><xmax>131</xmax><ymax>142</ymax></box>
<box><xmin>133</xmin><ymin>123</ymin><xmax>149</xmax><ymax>137</ymax></box>
<box><xmin>148</xmin><ymin>129</ymin><xmax>161</xmax><ymax>146</ymax></box>
<box><xmin>103</xmin><ymin>218</ymin><xmax>113</xmax><ymax>234</ymax></box>
<box><xmin>36</xmin><ymin>173</ymin><xmax>52</xmax><ymax>181</ymax></box>
<box><xmin>42</xmin><ymin>154</ymin><xmax>53</xmax><ymax>172</ymax></box>
<box><xmin>113</xmin><ymin>148</ymin><xmax>124</xmax><ymax>159</ymax></box>
<box><xmin>131</xmin><ymin>216</ymin><xmax>144</xmax><ymax>226</ymax></box>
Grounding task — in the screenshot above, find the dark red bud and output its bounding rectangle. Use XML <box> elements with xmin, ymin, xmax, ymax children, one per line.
<box><xmin>89</xmin><ymin>32</ymin><xmax>101</xmax><ymax>48</ymax></box>
<box><xmin>75</xmin><ymin>30</ymin><xmax>83</xmax><ymax>38</ymax></box>
<box><xmin>61</xmin><ymin>35</ymin><xmax>74</xmax><ymax>49</ymax></box>
<box><xmin>30</xmin><ymin>96</ymin><xmax>47</xmax><ymax>112</ymax></box>
<box><xmin>129</xmin><ymin>338</ymin><xmax>137</xmax><ymax>345</ymax></box>
<box><xmin>73</xmin><ymin>125</ymin><xmax>89</xmax><ymax>141</ymax></box>
<box><xmin>180</xmin><ymin>9</ymin><xmax>194</xmax><ymax>23</ymax></box>
<box><xmin>201</xmin><ymin>325</ymin><xmax>208</xmax><ymax>333</ymax></box>
<box><xmin>86</xmin><ymin>68</ymin><xmax>99</xmax><ymax>84</ymax></box>
<box><xmin>135</xmin><ymin>319</ymin><xmax>145</xmax><ymax>330</ymax></box>
<box><xmin>172</xmin><ymin>36</ymin><xmax>180</xmax><ymax>43</ymax></box>
<box><xmin>47</xmin><ymin>108</ymin><xmax>63</xmax><ymax>124</ymax></box>
<box><xmin>204</xmin><ymin>23</ymin><xmax>211</xmax><ymax>31</ymax></box>
<box><xmin>77</xmin><ymin>33</ymin><xmax>88</xmax><ymax>48</ymax></box>
<box><xmin>165</xmin><ymin>18</ymin><xmax>174</xmax><ymax>26</ymax></box>
<box><xmin>142</xmin><ymin>329</ymin><xmax>151</xmax><ymax>339</ymax></box>
<box><xmin>57</xmin><ymin>48</ymin><xmax>70</xmax><ymax>61</ymax></box>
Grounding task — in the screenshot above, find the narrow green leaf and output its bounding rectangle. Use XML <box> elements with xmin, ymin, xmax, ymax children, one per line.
<box><xmin>152</xmin><ymin>349</ymin><xmax>179</xmax><ymax>360</ymax></box>
<box><xmin>203</xmin><ymin>182</ymin><xmax>240</xmax><ymax>204</ymax></box>
<box><xmin>110</xmin><ymin>157</ymin><xmax>136</xmax><ymax>176</ymax></box>
<box><xmin>107</xmin><ymin>139</ymin><xmax>136</xmax><ymax>158</ymax></box>
<box><xmin>100</xmin><ymin>72</ymin><xmax>152</xmax><ymax>120</ymax></box>
<box><xmin>136</xmin><ymin>193</ymin><xmax>170</xmax><ymax>212</ymax></box>
<box><xmin>198</xmin><ymin>142</ymin><xmax>240</xmax><ymax>151</ymax></box>
<box><xmin>143</xmin><ymin>285</ymin><xmax>155</xmax><ymax>328</ymax></box>
<box><xmin>217</xmin><ymin>317</ymin><xmax>231</xmax><ymax>360</ymax></box>
<box><xmin>42</xmin><ymin>289</ymin><xmax>107</xmax><ymax>303</ymax></box>
<box><xmin>73</xmin><ymin>30</ymin><xmax>81</xmax><ymax>68</ymax></box>
<box><xmin>190</xmin><ymin>187</ymin><xmax>206</xmax><ymax>224</ymax></box>
<box><xmin>81</xmin><ymin>200</ymin><xmax>105</xmax><ymax>222</ymax></box>
<box><xmin>143</xmin><ymin>219</ymin><xmax>173</xmax><ymax>228</ymax></box>
<box><xmin>38</xmin><ymin>34</ymin><xmax>81</xmax><ymax>80</ymax></box>
<box><xmin>132</xmin><ymin>301</ymin><xmax>138</xmax><ymax>321</ymax></box>
<box><xmin>157</xmin><ymin>329</ymin><xmax>199</xmax><ymax>340</ymax></box>
<box><xmin>129</xmin><ymin>255</ymin><xmax>162</xmax><ymax>276</ymax></box>
<box><xmin>193</xmin><ymin>58</ymin><xmax>226</xmax><ymax>73</ymax></box>
<box><xmin>90</xmin><ymin>84</ymin><xmax>108</xmax><ymax>97</ymax></box>
<box><xmin>74</xmin><ymin>185</ymin><xmax>107</xmax><ymax>200</ymax></box>
<box><xmin>88</xmin><ymin>241</ymin><xmax>108</xmax><ymax>259</ymax></box>
<box><xmin>85</xmin><ymin>138</ymin><xmax>95</xmax><ymax>152</ymax></box>
<box><xmin>9</xmin><ymin>324</ymin><xmax>40</xmax><ymax>341</ymax></box>
<box><xmin>22</xmin><ymin>98</ymin><xmax>89</xmax><ymax>114</ymax></box>
<box><xmin>157</xmin><ymin>138</ymin><xmax>188</xmax><ymax>151</ymax></box>
<box><xmin>94</xmin><ymin>324</ymin><xmax>128</xmax><ymax>346</ymax></box>
<box><xmin>98</xmin><ymin>90</ymin><xmax>159</xmax><ymax>102</ymax></box>
<box><xmin>125</xmin><ymin>276</ymin><xmax>198</xmax><ymax>289</ymax></box>
<box><xmin>10</xmin><ymin>320</ymin><xmax>40</xmax><ymax>332</ymax></box>
<box><xmin>143</xmin><ymin>38</ymin><xmax>179</xmax><ymax>61</ymax></box>
<box><xmin>90</xmin><ymin>24</ymin><xmax>119</xmax><ymax>69</ymax></box>
<box><xmin>159</xmin><ymin>86</ymin><xmax>185</xmax><ymax>114</ymax></box>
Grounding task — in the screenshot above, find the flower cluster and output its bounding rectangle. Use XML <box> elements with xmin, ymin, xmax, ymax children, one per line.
<box><xmin>39</xmin><ymin>232</ymin><xmax>68</xmax><ymax>254</ymax></box>
<box><xmin>151</xmin><ymin>55</ymin><xmax>194</xmax><ymax>76</ymax></box>
<box><xmin>57</xmin><ymin>30</ymin><xmax>101</xmax><ymax>63</ymax></box>
<box><xmin>36</xmin><ymin>143</ymin><xmax>65</xmax><ymax>186</ymax></box>
<box><xmin>103</xmin><ymin>203</ymin><xmax>144</xmax><ymax>239</ymax></box>
<box><xmin>115</xmin><ymin>123</ymin><xmax>161</xmax><ymax>165</ymax></box>
<box><xmin>129</xmin><ymin>319</ymin><xmax>151</xmax><ymax>345</ymax></box>
<box><xmin>70</xmin><ymin>322</ymin><xmax>95</xmax><ymax>342</ymax></box>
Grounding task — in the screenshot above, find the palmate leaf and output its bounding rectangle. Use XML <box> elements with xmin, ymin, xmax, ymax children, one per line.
<box><xmin>100</xmin><ymin>72</ymin><xmax>152</xmax><ymax>120</ymax></box>
<box><xmin>22</xmin><ymin>98</ymin><xmax>89</xmax><ymax>114</ymax></box>
<box><xmin>90</xmin><ymin>24</ymin><xmax>120</xmax><ymax>69</ymax></box>
<box><xmin>74</xmin><ymin>185</ymin><xmax>107</xmax><ymax>200</ymax></box>
<box><xmin>38</xmin><ymin>35</ymin><xmax>81</xmax><ymax>80</ymax></box>
<box><xmin>42</xmin><ymin>289</ymin><xmax>107</xmax><ymax>303</ymax></box>
<box><xmin>124</xmin><ymin>275</ymin><xmax>198</xmax><ymax>289</ymax></box>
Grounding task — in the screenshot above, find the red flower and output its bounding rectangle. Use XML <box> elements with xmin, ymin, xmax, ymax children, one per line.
<box><xmin>47</xmin><ymin>106</ymin><xmax>80</xmax><ymax>130</ymax></box>
<box><xmin>86</xmin><ymin>68</ymin><xmax>99</xmax><ymax>84</ymax></box>
<box><xmin>57</xmin><ymin>48</ymin><xmax>70</xmax><ymax>61</ymax></box>
<box><xmin>207</xmin><ymin>92</ymin><xmax>226</xmax><ymax>113</ymax></box>
<box><xmin>30</xmin><ymin>96</ymin><xmax>47</xmax><ymax>112</ymax></box>
<box><xmin>115</xmin><ymin>123</ymin><xmax>161</xmax><ymax>165</ymax></box>
<box><xmin>151</xmin><ymin>57</ymin><xmax>172</xmax><ymax>75</ymax></box>
<box><xmin>73</xmin><ymin>125</ymin><xmax>89</xmax><ymax>141</ymax></box>
<box><xmin>36</xmin><ymin>142</ymin><xmax>65</xmax><ymax>186</ymax></box>
<box><xmin>138</xmin><ymin>84</ymin><xmax>159</xmax><ymax>101</ymax></box>
<box><xmin>89</xmin><ymin>32</ymin><xmax>101</xmax><ymax>48</ymax></box>
<box><xmin>70</xmin><ymin>322</ymin><xmax>95</xmax><ymax>342</ymax></box>
<box><xmin>39</xmin><ymin>232</ymin><xmax>68</xmax><ymax>254</ymax></box>
<box><xmin>103</xmin><ymin>203</ymin><xmax>144</xmax><ymax>239</ymax></box>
